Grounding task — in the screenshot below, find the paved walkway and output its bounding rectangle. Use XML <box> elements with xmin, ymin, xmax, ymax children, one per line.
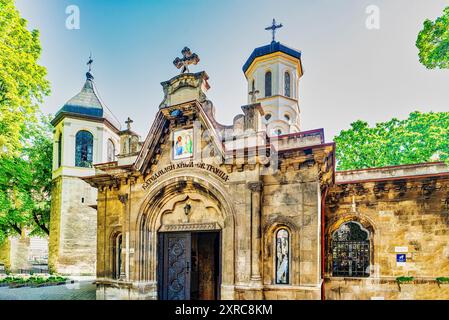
<box><xmin>0</xmin><ymin>279</ymin><xmax>96</xmax><ymax>300</ymax></box>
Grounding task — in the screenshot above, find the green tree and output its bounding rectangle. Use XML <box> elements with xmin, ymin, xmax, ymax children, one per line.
<box><xmin>0</xmin><ymin>0</ymin><xmax>50</xmax><ymax>156</ymax></box>
<box><xmin>0</xmin><ymin>0</ymin><xmax>51</xmax><ymax>242</ymax></box>
<box><xmin>334</xmin><ymin>111</ymin><xmax>449</xmax><ymax>171</ymax></box>
<box><xmin>0</xmin><ymin>115</ymin><xmax>52</xmax><ymax>242</ymax></box>
<box><xmin>416</xmin><ymin>6</ymin><xmax>449</xmax><ymax>69</ymax></box>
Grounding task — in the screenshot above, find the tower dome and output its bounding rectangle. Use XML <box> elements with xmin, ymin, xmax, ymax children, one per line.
<box><xmin>243</xmin><ymin>20</ymin><xmax>303</xmax><ymax>137</ymax></box>
<box><xmin>51</xmin><ymin>71</ymin><xmax>121</xmax><ymax>130</ymax></box>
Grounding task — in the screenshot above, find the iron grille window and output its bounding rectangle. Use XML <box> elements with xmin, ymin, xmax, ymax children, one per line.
<box><xmin>332</xmin><ymin>222</ymin><xmax>370</xmax><ymax>277</ymax></box>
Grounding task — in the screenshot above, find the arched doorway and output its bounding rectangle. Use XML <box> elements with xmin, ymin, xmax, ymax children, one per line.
<box><xmin>137</xmin><ymin>176</ymin><xmax>235</xmax><ymax>300</ymax></box>
<box><xmin>157</xmin><ymin>230</ymin><xmax>221</xmax><ymax>300</ymax></box>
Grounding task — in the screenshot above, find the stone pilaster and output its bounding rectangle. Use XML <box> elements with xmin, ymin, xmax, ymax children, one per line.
<box><xmin>118</xmin><ymin>193</ymin><xmax>129</xmax><ymax>280</ymax></box>
<box><xmin>247</xmin><ymin>181</ymin><xmax>263</xmax><ymax>290</ymax></box>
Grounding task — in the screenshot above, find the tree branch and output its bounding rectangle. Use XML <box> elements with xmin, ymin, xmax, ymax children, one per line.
<box><xmin>9</xmin><ymin>223</ymin><xmax>22</xmax><ymax>236</ymax></box>
<box><xmin>32</xmin><ymin>211</ymin><xmax>49</xmax><ymax>235</ymax></box>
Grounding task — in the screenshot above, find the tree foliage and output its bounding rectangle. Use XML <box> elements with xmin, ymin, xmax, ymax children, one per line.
<box><xmin>0</xmin><ymin>0</ymin><xmax>51</xmax><ymax>242</ymax></box>
<box><xmin>416</xmin><ymin>6</ymin><xmax>449</xmax><ymax>69</ymax></box>
<box><xmin>334</xmin><ymin>112</ymin><xmax>449</xmax><ymax>171</ymax></box>
<box><xmin>0</xmin><ymin>115</ymin><xmax>53</xmax><ymax>242</ymax></box>
<box><xmin>0</xmin><ymin>0</ymin><xmax>50</xmax><ymax>156</ymax></box>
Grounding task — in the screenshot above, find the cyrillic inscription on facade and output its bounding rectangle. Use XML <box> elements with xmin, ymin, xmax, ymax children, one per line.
<box><xmin>142</xmin><ymin>161</ymin><xmax>229</xmax><ymax>190</ymax></box>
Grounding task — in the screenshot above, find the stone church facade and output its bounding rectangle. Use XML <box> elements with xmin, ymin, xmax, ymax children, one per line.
<box><xmin>47</xmin><ymin>37</ymin><xmax>449</xmax><ymax>300</ymax></box>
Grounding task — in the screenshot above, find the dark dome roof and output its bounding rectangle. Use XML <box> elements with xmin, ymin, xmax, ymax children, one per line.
<box><xmin>52</xmin><ymin>72</ymin><xmax>121</xmax><ymax>129</ymax></box>
<box><xmin>242</xmin><ymin>41</ymin><xmax>302</xmax><ymax>74</ymax></box>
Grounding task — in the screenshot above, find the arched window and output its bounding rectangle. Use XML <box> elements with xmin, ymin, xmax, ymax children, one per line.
<box><xmin>107</xmin><ymin>139</ymin><xmax>115</xmax><ymax>162</ymax></box>
<box><xmin>112</xmin><ymin>233</ymin><xmax>122</xmax><ymax>279</ymax></box>
<box><xmin>265</xmin><ymin>71</ymin><xmax>272</xmax><ymax>97</ymax></box>
<box><xmin>332</xmin><ymin>222</ymin><xmax>370</xmax><ymax>277</ymax></box>
<box><xmin>265</xmin><ymin>113</ymin><xmax>272</xmax><ymax>122</ymax></box>
<box><xmin>75</xmin><ymin>130</ymin><xmax>93</xmax><ymax>168</ymax></box>
<box><xmin>284</xmin><ymin>71</ymin><xmax>291</xmax><ymax>97</ymax></box>
<box><xmin>57</xmin><ymin>133</ymin><xmax>62</xmax><ymax>168</ymax></box>
<box><xmin>275</xmin><ymin>228</ymin><xmax>289</xmax><ymax>284</ymax></box>
<box><xmin>275</xmin><ymin>129</ymin><xmax>282</xmax><ymax>136</ymax></box>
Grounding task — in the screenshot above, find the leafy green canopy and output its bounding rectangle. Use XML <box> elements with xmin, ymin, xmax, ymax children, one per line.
<box><xmin>334</xmin><ymin>112</ymin><xmax>449</xmax><ymax>171</ymax></box>
<box><xmin>0</xmin><ymin>115</ymin><xmax>52</xmax><ymax>242</ymax></box>
<box><xmin>416</xmin><ymin>6</ymin><xmax>449</xmax><ymax>69</ymax></box>
<box><xmin>0</xmin><ymin>0</ymin><xmax>51</xmax><ymax>242</ymax></box>
<box><xmin>0</xmin><ymin>0</ymin><xmax>50</xmax><ymax>156</ymax></box>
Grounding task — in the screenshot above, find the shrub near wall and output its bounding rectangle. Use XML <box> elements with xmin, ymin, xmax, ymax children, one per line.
<box><xmin>0</xmin><ymin>275</ymin><xmax>69</xmax><ymax>288</ymax></box>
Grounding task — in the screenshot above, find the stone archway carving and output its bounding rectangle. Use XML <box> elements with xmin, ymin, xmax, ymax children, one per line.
<box><xmin>325</xmin><ymin>214</ymin><xmax>378</xmax><ymax>278</ymax></box>
<box><xmin>136</xmin><ymin>173</ymin><xmax>236</xmax><ymax>299</ymax></box>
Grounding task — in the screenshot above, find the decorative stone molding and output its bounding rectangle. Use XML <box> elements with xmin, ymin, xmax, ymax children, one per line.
<box><xmin>159</xmin><ymin>72</ymin><xmax>210</xmax><ymax>109</ymax></box>
<box><xmin>159</xmin><ymin>222</ymin><xmax>221</xmax><ymax>232</ymax></box>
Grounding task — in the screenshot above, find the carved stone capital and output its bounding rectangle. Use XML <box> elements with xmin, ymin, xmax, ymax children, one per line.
<box><xmin>247</xmin><ymin>181</ymin><xmax>263</xmax><ymax>192</ymax></box>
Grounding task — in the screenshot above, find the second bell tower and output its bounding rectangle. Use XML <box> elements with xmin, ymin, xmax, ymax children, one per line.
<box><xmin>242</xmin><ymin>20</ymin><xmax>304</xmax><ymax>136</ymax></box>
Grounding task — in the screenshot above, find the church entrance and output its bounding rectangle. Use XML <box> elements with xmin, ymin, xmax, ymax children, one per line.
<box><xmin>158</xmin><ymin>231</ymin><xmax>221</xmax><ymax>300</ymax></box>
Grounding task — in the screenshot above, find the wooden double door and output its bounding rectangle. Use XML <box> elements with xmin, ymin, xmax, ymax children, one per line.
<box><xmin>158</xmin><ymin>231</ymin><xmax>221</xmax><ymax>300</ymax></box>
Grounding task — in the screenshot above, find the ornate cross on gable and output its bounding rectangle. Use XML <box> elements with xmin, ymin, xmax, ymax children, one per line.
<box><xmin>265</xmin><ymin>18</ymin><xmax>283</xmax><ymax>43</ymax></box>
<box><xmin>173</xmin><ymin>47</ymin><xmax>200</xmax><ymax>74</ymax></box>
<box><xmin>125</xmin><ymin>117</ymin><xmax>133</xmax><ymax>130</ymax></box>
<box><xmin>248</xmin><ymin>88</ymin><xmax>260</xmax><ymax>104</ymax></box>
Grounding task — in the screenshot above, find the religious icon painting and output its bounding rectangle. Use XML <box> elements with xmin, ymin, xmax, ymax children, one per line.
<box><xmin>275</xmin><ymin>229</ymin><xmax>289</xmax><ymax>284</ymax></box>
<box><xmin>173</xmin><ymin>128</ymin><xmax>194</xmax><ymax>160</ymax></box>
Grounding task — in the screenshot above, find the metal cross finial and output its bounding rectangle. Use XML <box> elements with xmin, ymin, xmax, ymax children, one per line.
<box><xmin>125</xmin><ymin>117</ymin><xmax>133</xmax><ymax>130</ymax></box>
<box><xmin>265</xmin><ymin>18</ymin><xmax>283</xmax><ymax>43</ymax></box>
<box><xmin>87</xmin><ymin>53</ymin><xmax>93</xmax><ymax>72</ymax></box>
<box><xmin>173</xmin><ymin>47</ymin><xmax>200</xmax><ymax>74</ymax></box>
<box><xmin>248</xmin><ymin>88</ymin><xmax>260</xmax><ymax>104</ymax></box>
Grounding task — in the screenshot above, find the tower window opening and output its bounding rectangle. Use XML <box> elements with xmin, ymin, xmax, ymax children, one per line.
<box><xmin>284</xmin><ymin>71</ymin><xmax>291</xmax><ymax>97</ymax></box>
<box><xmin>265</xmin><ymin>71</ymin><xmax>272</xmax><ymax>97</ymax></box>
<box><xmin>107</xmin><ymin>139</ymin><xmax>116</xmax><ymax>162</ymax></box>
<box><xmin>75</xmin><ymin>130</ymin><xmax>93</xmax><ymax>168</ymax></box>
<box><xmin>57</xmin><ymin>132</ymin><xmax>62</xmax><ymax>168</ymax></box>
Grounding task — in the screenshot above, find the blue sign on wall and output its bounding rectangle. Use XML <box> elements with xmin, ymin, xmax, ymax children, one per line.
<box><xmin>396</xmin><ymin>254</ymin><xmax>406</xmax><ymax>263</ymax></box>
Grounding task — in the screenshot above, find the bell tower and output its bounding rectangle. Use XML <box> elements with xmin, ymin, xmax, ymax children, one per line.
<box><xmin>243</xmin><ymin>19</ymin><xmax>303</xmax><ymax>136</ymax></box>
<box><xmin>49</xmin><ymin>58</ymin><xmax>121</xmax><ymax>275</ymax></box>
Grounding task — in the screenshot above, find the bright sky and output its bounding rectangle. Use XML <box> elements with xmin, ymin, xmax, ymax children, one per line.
<box><xmin>15</xmin><ymin>0</ymin><xmax>449</xmax><ymax>141</ymax></box>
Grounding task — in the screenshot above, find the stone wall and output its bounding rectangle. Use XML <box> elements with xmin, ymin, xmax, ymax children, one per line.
<box><xmin>261</xmin><ymin>168</ymin><xmax>322</xmax><ymax>300</ymax></box>
<box><xmin>325</xmin><ymin>278</ymin><xmax>449</xmax><ymax>300</ymax></box>
<box><xmin>9</xmin><ymin>236</ymin><xmax>31</xmax><ymax>272</ymax></box>
<box><xmin>325</xmin><ymin>165</ymin><xmax>449</xmax><ymax>300</ymax></box>
<box><xmin>49</xmin><ymin>175</ymin><xmax>97</xmax><ymax>275</ymax></box>
<box><xmin>0</xmin><ymin>240</ymin><xmax>10</xmax><ymax>272</ymax></box>
<box><xmin>48</xmin><ymin>176</ymin><xmax>62</xmax><ymax>273</ymax></box>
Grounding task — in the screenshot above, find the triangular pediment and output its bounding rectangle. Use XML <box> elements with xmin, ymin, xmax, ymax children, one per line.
<box><xmin>134</xmin><ymin>100</ymin><xmax>225</xmax><ymax>175</ymax></box>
